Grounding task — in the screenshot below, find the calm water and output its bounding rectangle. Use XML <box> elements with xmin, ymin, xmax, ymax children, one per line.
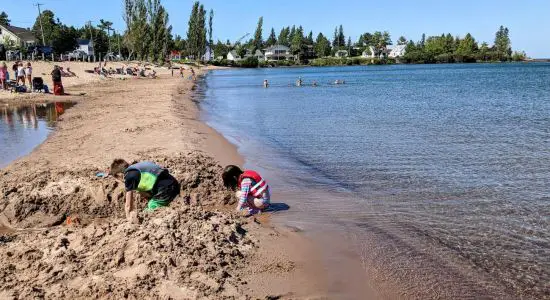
<box><xmin>0</xmin><ymin>102</ymin><xmax>74</xmax><ymax>168</ymax></box>
<box><xmin>202</xmin><ymin>63</ymin><xmax>550</xmax><ymax>298</ymax></box>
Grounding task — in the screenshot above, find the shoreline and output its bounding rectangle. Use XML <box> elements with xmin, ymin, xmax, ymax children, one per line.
<box><xmin>0</xmin><ymin>63</ymin><xmax>332</xmax><ymax>299</ymax></box>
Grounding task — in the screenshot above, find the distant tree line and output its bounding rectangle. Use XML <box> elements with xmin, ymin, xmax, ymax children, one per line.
<box><xmin>1</xmin><ymin>6</ymin><xmax>527</xmax><ymax>65</ymax></box>
<box><xmin>403</xmin><ymin>26</ymin><xmax>525</xmax><ymax>63</ymax></box>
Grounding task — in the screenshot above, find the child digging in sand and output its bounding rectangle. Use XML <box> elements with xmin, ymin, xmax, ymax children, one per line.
<box><xmin>110</xmin><ymin>159</ymin><xmax>181</xmax><ymax>222</ymax></box>
<box><xmin>222</xmin><ymin>165</ymin><xmax>270</xmax><ymax>215</ymax></box>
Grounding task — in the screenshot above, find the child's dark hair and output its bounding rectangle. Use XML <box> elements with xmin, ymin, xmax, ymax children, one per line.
<box><xmin>222</xmin><ymin>165</ymin><xmax>243</xmax><ymax>190</ymax></box>
<box><xmin>110</xmin><ymin>159</ymin><xmax>129</xmax><ymax>175</ymax></box>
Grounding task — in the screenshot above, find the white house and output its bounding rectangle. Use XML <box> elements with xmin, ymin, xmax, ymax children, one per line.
<box><xmin>264</xmin><ymin>45</ymin><xmax>293</xmax><ymax>61</ymax></box>
<box><xmin>227</xmin><ymin>50</ymin><xmax>241</xmax><ymax>61</ymax></box>
<box><xmin>245</xmin><ymin>49</ymin><xmax>264</xmax><ymax>61</ymax></box>
<box><xmin>334</xmin><ymin>50</ymin><xmax>349</xmax><ymax>58</ymax></box>
<box><xmin>77</xmin><ymin>39</ymin><xmax>94</xmax><ymax>56</ymax></box>
<box><xmin>253</xmin><ymin>49</ymin><xmax>264</xmax><ymax>61</ymax></box>
<box><xmin>361</xmin><ymin>46</ymin><xmax>376</xmax><ymax>58</ymax></box>
<box><xmin>202</xmin><ymin>45</ymin><xmax>213</xmax><ymax>61</ymax></box>
<box><xmin>0</xmin><ymin>24</ymin><xmax>36</xmax><ymax>48</ymax></box>
<box><xmin>388</xmin><ymin>44</ymin><xmax>407</xmax><ymax>58</ymax></box>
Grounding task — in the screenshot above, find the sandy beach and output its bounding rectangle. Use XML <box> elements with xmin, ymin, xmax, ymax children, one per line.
<box><xmin>0</xmin><ymin>62</ymin><xmax>334</xmax><ymax>299</ymax></box>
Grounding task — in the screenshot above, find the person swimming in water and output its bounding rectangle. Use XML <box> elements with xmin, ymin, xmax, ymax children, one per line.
<box><xmin>263</xmin><ymin>79</ymin><xmax>269</xmax><ymax>88</ymax></box>
<box><xmin>296</xmin><ymin>77</ymin><xmax>302</xmax><ymax>87</ymax></box>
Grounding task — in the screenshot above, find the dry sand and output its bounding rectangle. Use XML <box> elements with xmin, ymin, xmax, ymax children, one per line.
<box><xmin>0</xmin><ymin>62</ymin><xmax>330</xmax><ymax>299</ymax></box>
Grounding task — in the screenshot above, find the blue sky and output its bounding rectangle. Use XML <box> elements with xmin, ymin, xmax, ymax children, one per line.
<box><xmin>3</xmin><ymin>0</ymin><xmax>549</xmax><ymax>57</ymax></box>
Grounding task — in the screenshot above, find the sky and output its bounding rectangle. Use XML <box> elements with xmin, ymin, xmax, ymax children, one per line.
<box><xmin>3</xmin><ymin>0</ymin><xmax>549</xmax><ymax>58</ymax></box>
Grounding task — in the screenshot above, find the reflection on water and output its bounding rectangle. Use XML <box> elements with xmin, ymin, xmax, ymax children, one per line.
<box><xmin>0</xmin><ymin>102</ymin><xmax>75</xmax><ymax>168</ymax></box>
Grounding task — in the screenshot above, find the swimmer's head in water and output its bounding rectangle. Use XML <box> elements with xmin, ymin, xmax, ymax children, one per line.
<box><xmin>222</xmin><ymin>165</ymin><xmax>243</xmax><ymax>190</ymax></box>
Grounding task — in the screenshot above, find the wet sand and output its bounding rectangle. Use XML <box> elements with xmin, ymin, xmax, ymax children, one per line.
<box><xmin>0</xmin><ymin>64</ymin><xmax>336</xmax><ymax>298</ymax></box>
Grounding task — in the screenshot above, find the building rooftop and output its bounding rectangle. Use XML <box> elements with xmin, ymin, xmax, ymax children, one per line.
<box><xmin>1</xmin><ymin>24</ymin><xmax>36</xmax><ymax>42</ymax></box>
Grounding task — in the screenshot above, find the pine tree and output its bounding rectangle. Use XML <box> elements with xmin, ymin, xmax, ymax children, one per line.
<box><xmin>198</xmin><ymin>4</ymin><xmax>206</xmax><ymax>59</ymax></box>
<box><xmin>186</xmin><ymin>2</ymin><xmax>199</xmax><ymax>58</ymax></box>
<box><xmin>277</xmin><ymin>27</ymin><xmax>290</xmax><ymax>46</ymax></box>
<box><xmin>289</xmin><ymin>25</ymin><xmax>296</xmax><ymax>44</ymax></box>
<box><xmin>208</xmin><ymin>9</ymin><xmax>214</xmax><ymax>47</ymax></box>
<box><xmin>291</xmin><ymin>25</ymin><xmax>304</xmax><ymax>58</ymax></box>
<box><xmin>494</xmin><ymin>25</ymin><xmax>511</xmax><ymax>61</ymax></box>
<box><xmin>338</xmin><ymin>25</ymin><xmax>345</xmax><ymax>47</ymax></box>
<box><xmin>332</xmin><ymin>27</ymin><xmax>338</xmax><ymax>47</ymax></box>
<box><xmin>253</xmin><ymin>16</ymin><xmax>263</xmax><ymax>51</ymax></box>
<box><xmin>266</xmin><ymin>28</ymin><xmax>277</xmax><ymax>46</ymax></box>
<box><xmin>315</xmin><ymin>33</ymin><xmax>330</xmax><ymax>57</ymax></box>
<box><xmin>306</xmin><ymin>31</ymin><xmax>313</xmax><ymax>45</ymax></box>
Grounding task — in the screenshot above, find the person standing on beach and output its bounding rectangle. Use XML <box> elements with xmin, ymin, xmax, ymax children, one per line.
<box><xmin>110</xmin><ymin>159</ymin><xmax>181</xmax><ymax>221</ymax></box>
<box><xmin>222</xmin><ymin>165</ymin><xmax>270</xmax><ymax>215</ymax></box>
<box><xmin>25</xmin><ymin>62</ymin><xmax>32</xmax><ymax>89</ymax></box>
<box><xmin>0</xmin><ymin>62</ymin><xmax>7</xmax><ymax>90</ymax></box>
<box><xmin>16</xmin><ymin>62</ymin><xmax>25</xmax><ymax>86</ymax></box>
<box><xmin>51</xmin><ymin>65</ymin><xmax>64</xmax><ymax>95</ymax></box>
<box><xmin>12</xmin><ymin>62</ymin><xmax>18</xmax><ymax>80</ymax></box>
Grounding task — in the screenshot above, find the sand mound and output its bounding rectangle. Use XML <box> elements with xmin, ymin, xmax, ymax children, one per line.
<box><xmin>0</xmin><ymin>151</ymin><xmax>255</xmax><ymax>299</ymax></box>
<box><xmin>0</xmin><ymin>207</ymin><xmax>254</xmax><ymax>299</ymax></box>
<box><xmin>0</xmin><ymin>151</ymin><xmax>234</xmax><ymax>228</ymax></box>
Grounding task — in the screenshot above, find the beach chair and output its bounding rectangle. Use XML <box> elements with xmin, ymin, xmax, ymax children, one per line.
<box><xmin>32</xmin><ymin>77</ymin><xmax>45</xmax><ymax>93</ymax></box>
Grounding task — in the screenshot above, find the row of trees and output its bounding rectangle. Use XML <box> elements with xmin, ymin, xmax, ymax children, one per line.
<box><xmin>1</xmin><ymin>1</ymin><xmax>177</xmax><ymax>64</ymax></box>
<box><xmin>2</xmin><ymin>6</ymin><xmax>526</xmax><ymax>65</ymax></box>
<box><xmin>224</xmin><ymin>20</ymin><xmax>525</xmax><ymax>64</ymax></box>
<box><xmin>185</xmin><ymin>2</ymin><xmax>212</xmax><ymax>59</ymax></box>
<box><xmin>2</xmin><ymin>10</ymin><xmax>124</xmax><ymax>59</ymax></box>
<box><xmin>123</xmin><ymin>0</ymin><xmax>172</xmax><ymax>62</ymax></box>
<box><xmin>403</xmin><ymin>26</ymin><xmax>524</xmax><ymax>63</ymax></box>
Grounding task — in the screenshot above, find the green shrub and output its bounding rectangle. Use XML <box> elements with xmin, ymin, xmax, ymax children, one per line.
<box><xmin>309</xmin><ymin>57</ymin><xmax>380</xmax><ymax>66</ymax></box>
<box><xmin>236</xmin><ymin>57</ymin><xmax>259</xmax><ymax>68</ymax></box>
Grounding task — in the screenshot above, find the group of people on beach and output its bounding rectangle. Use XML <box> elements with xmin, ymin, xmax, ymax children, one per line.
<box><xmin>0</xmin><ymin>61</ymin><xmax>32</xmax><ymax>91</ymax></box>
<box><xmin>108</xmin><ymin>160</ymin><xmax>270</xmax><ymax>222</ymax></box>
<box><xmin>0</xmin><ymin>60</ymin><xmax>66</xmax><ymax>95</ymax></box>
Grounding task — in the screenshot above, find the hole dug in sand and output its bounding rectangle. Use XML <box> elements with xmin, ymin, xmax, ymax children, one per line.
<box><xmin>0</xmin><ymin>152</ymin><xmax>258</xmax><ymax>298</ymax></box>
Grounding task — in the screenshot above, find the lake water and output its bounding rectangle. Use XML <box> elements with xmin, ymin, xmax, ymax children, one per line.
<box><xmin>0</xmin><ymin>102</ymin><xmax>75</xmax><ymax>168</ymax></box>
<box><xmin>201</xmin><ymin>63</ymin><xmax>550</xmax><ymax>298</ymax></box>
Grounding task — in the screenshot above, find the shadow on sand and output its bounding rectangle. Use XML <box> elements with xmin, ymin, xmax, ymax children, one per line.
<box><xmin>264</xmin><ymin>203</ymin><xmax>290</xmax><ymax>213</ymax></box>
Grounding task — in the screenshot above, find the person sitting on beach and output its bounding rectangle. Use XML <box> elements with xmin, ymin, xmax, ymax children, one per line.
<box><xmin>110</xmin><ymin>159</ymin><xmax>181</xmax><ymax>222</ymax></box>
<box><xmin>66</xmin><ymin>67</ymin><xmax>77</xmax><ymax>77</ymax></box>
<box><xmin>222</xmin><ymin>165</ymin><xmax>270</xmax><ymax>215</ymax></box>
